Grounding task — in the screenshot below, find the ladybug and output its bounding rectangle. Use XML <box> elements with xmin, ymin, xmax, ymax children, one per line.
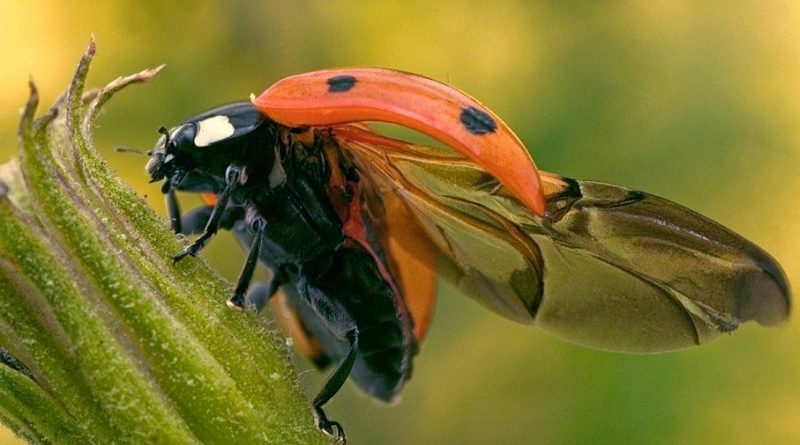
<box><xmin>146</xmin><ymin>68</ymin><xmax>790</xmax><ymax>441</ymax></box>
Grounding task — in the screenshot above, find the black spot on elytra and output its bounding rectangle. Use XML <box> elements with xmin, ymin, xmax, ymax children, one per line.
<box><xmin>460</xmin><ymin>106</ymin><xmax>497</xmax><ymax>135</ymax></box>
<box><xmin>327</xmin><ymin>75</ymin><xmax>357</xmax><ymax>92</ymax></box>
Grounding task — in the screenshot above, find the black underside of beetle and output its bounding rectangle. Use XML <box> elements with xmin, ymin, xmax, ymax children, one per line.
<box><xmin>152</xmin><ymin>102</ymin><xmax>417</xmax><ymax>438</ymax></box>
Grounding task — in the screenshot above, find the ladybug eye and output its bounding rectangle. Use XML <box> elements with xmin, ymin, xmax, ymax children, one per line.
<box><xmin>145</xmin><ymin>151</ymin><xmax>165</xmax><ymax>180</ymax></box>
<box><xmin>147</xmin><ymin>126</ymin><xmax>175</xmax><ymax>181</ymax></box>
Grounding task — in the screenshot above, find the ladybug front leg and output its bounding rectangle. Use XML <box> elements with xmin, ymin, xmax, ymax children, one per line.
<box><xmin>177</xmin><ymin>201</ymin><xmax>272</xmax><ymax>310</ymax></box>
<box><xmin>173</xmin><ymin>164</ymin><xmax>241</xmax><ymax>263</ymax></box>
<box><xmin>165</xmin><ymin>186</ymin><xmax>183</xmax><ymax>234</ymax></box>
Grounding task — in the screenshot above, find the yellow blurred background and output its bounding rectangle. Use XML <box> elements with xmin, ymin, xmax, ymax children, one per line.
<box><xmin>1</xmin><ymin>1</ymin><xmax>798</xmax><ymax>444</ymax></box>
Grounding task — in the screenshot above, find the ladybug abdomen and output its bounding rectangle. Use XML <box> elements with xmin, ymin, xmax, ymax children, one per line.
<box><xmin>293</xmin><ymin>245</ymin><xmax>416</xmax><ymax>402</ymax></box>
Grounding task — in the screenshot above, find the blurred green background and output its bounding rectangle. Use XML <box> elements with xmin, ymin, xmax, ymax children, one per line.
<box><xmin>1</xmin><ymin>1</ymin><xmax>799</xmax><ymax>444</ymax></box>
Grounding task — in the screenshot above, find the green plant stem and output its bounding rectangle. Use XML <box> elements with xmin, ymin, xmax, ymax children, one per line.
<box><xmin>0</xmin><ymin>38</ymin><xmax>324</xmax><ymax>444</ymax></box>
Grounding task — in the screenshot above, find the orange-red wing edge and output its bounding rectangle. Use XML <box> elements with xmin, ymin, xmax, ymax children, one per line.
<box><xmin>379</xmin><ymin>191</ymin><xmax>438</xmax><ymax>342</ymax></box>
<box><xmin>333</xmin><ymin>127</ymin><xmax>439</xmax><ymax>342</ymax></box>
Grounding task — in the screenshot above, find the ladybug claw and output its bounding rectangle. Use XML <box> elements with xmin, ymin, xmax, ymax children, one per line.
<box><xmin>226</xmin><ymin>293</ymin><xmax>246</xmax><ymax>311</ymax></box>
<box><xmin>173</xmin><ymin>232</ymin><xmax>214</xmax><ymax>264</ymax></box>
<box><xmin>314</xmin><ymin>406</ymin><xmax>346</xmax><ymax>444</ymax></box>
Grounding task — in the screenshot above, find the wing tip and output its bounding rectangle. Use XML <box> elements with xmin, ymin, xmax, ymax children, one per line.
<box><xmin>734</xmin><ymin>245</ymin><xmax>791</xmax><ymax>326</ymax></box>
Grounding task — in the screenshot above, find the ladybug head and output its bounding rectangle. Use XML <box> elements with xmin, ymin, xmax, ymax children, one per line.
<box><xmin>146</xmin><ymin>126</ymin><xmax>181</xmax><ymax>182</ymax></box>
<box><xmin>147</xmin><ymin>102</ymin><xmax>275</xmax><ymax>192</ymax></box>
<box><xmin>146</xmin><ymin>119</ymin><xmax>234</xmax><ymax>193</ymax></box>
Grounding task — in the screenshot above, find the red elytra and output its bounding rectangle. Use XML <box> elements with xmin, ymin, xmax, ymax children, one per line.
<box><xmin>252</xmin><ymin>68</ymin><xmax>546</xmax><ymax>217</ymax></box>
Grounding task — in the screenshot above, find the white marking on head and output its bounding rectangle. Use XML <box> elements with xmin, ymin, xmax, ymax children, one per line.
<box><xmin>194</xmin><ymin>115</ymin><xmax>235</xmax><ymax>147</ymax></box>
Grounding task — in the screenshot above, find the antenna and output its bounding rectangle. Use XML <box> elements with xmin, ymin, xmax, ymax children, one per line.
<box><xmin>115</xmin><ymin>145</ymin><xmax>151</xmax><ymax>156</ymax></box>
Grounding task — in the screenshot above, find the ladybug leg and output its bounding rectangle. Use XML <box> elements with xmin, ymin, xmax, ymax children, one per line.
<box><xmin>300</xmin><ymin>282</ymin><xmax>357</xmax><ymax>441</ymax></box>
<box><xmin>228</xmin><ymin>219</ymin><xmax>289</xmax><ymax>311</ymax></box>
<box><xmin>313</xmin><ymin>407</ymin><xmax>346</xmax><ymax>444</ymax></box>
<box><xmin>312</xmin><ymin>329</ymin><xmax>357</xmax><ymax>443</ymax></box>
<box><xmin>227</xmin><ymin>216</ymin><xmax>267</xmax><ymax>310</ymax></box>
<box><xmin>165</xmin><ymin>186</ymin><xmax>182</xmax><ymax>234</ymax></box>
<box><xmin>173</xmin><ymin>165</ymin><xmax>241</xmax><ymax>263</ymax></box>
